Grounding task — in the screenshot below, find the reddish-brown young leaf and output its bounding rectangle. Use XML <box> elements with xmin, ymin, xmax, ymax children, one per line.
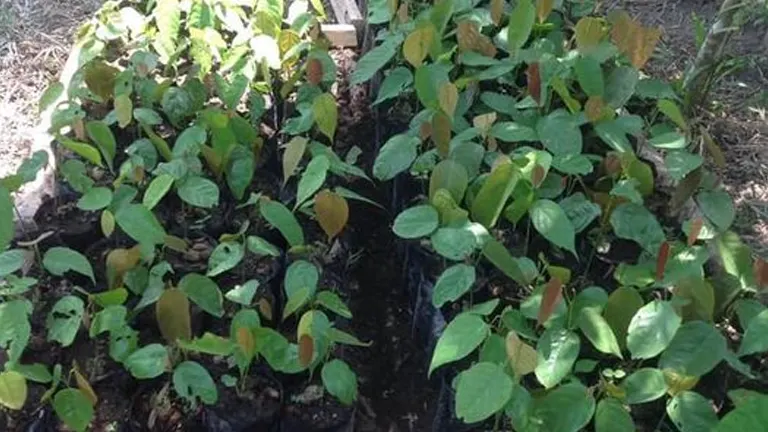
<box><xmin>656</xmin><ymin>241</ymin><xmax>670</xmax><ymax>281</ymax></box>
<box><xmin>491</xmin><ymin>0</ymin><xmax>504</xmax><ymax>26</ymax></box>
<box><xmin>531</xmin><ymin>164</ymin><xmax>545</xmax><ymax>187</ymax></box>
<box><xmin>73</xmin><ymin>118</ymin><xmax>87</xmax><ymax>141</ymax></box>
<box><xmin>298</xmin><ymin>334</ymin><xmax>314</xmax><ymax>367</ymax></box>
<box><xmin>432</xmin><ymin>111</ymin><xmax>452</xmax><ymax>157</ymax></box>
<box><xmin>306</xmin><ymin>58</ymin><xmax>323</xmax><ymax>85</ymax></box>
<box><xmin>687</xmin><ymin>217</ymin><xmax>704</xmax><ymax>246</ymax></box>
<box><xmin>536</xmin><ymin>0</ymin><xmax>555</xmax><ymax>23</ymax></box>
<box><xmin>538</xmin><ymin>277</ymin><xmax>563</xmax><ymax>325</ymax></box>
<box><xmin>526</xmin><ymin>63</ymin><xmax>541</xmax><ymax>104</ymax></box>
<box><xmin>420</xmin><ymin>121</ymin><xmax>433</xmax><ymax>141</ymax></box>
<box><xmin>236</xmin><ymin>327</ymin><xmax>256</xmax><ymax>358</ymax></box>
<box><xmin>754</xmin><ymin>258</ymin><xmax>768</xmax><ymax>289</ymax></box>
<box><xmin>258</xmin><ymin>298</ymin><xmax>273</xmax><ymax>321</ymax></box>
<box><xmin>456</xmin><ymin>20</ymin><xmax>497</xmax><ymax>57</ymax></box>
<box><xmin>585</xmin><ymin>96</ymin><xmax>605</xmax><ymax>122</ymax></box>
<box><xmin>603</xmin><ymin>153</ymin><xmax>622</xmax><ymax>177</ymax></box>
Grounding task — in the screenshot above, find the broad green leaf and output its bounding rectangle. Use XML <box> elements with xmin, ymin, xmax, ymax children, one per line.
<box><xmin>668</xmin><ymin>391</ymin><xmax>718</xmax><ymax>432</ymax></box>
<box><xmin>403</xmin><ymin>25</ymin><xmax>434</xmax><ymax>68</ymax></box>
<box><xmin>604</xmin><ymin>66</ymin><xmax>639</xmax><ymax>108</ymax></box>
<box><xmin>282</xmin><ymin>136</ymin><xmax>307</xmax><ymax>184</ymax></box>
<box><xmin>296</xmin><ymin>155</ymin><xmax>330</xmax><ymax>209</ymax></box>
<box><xmin>429</xmin><ymin>314</ymin><xmax>489</xmax><ymax>375</ymax></box>
<box><xmin>507</xmin><ymin>0</ymin><xmax>535</xmax><ymax>53</ymax></box>
<box><xmin>430</xmin><ymin>227</ymin><xmax>477</xmax><ymax>261</ymax></box>
<box><xmin>429</xmin><ymin>160</ymin><xmax>468</xmax><ymax>203</ymax></box>
<box><xmin>627</xmin><ymin>300</ymin><xmax>681</xmax><ymax>359</ymax></box>
<box><xmin>328</xmin><ymin>328</ymin><xmax>370</xmax><ymax>347</ymax></box>
<box><xmin>260</xmin><ymin>200</ymin><xmax>305</xmax><ymax>246</ymax></box>
<box><xmin>603</xmin><ymin>286</ymin><xmax>644</xmax><ymax>350</ymax></box>
<box><xmin>133</xmin><ymin>108</ymin><xmax>163</xmax><ymax>125</ymax></box>
<box><xmin>173</xmin><ymin>361</ymin><xmax>218</xmax><ymax>406</ymax></box>
<box><xmin>530</xmin><ymin>199</ymin><xmax>577</xmax><ymax>256</ymax></box>
<box><xmin>697</xmin><ymin>190</ymin><xmax>735</xmax><ymax>232</ymax></box>
<box><xmin>284</xmin><ymin>261</ymin><xmax>318</xmax><ymax>317</ymax></box>
<box><xmin>57</xmin><ymin>137</ymin><xmax>103</xmax><ymax>167</ymax></box>
<box><xmin>374</xmin><ymin>67</ymin><xmax>413</xmax><ymax>105</ymax></box>
<box><xmin>0</xmin><ymin>371</ymin><xmax>27</xmax><ymax>410</ymax></box>
<box><xmin>715</xmin><ymin>393</ymin><xmax>768</xmax><ymax>431</ymax></box>
<box><xmin>207</xmin><ymin>242</ymin><xmax>244</xmax><ymax>277</ymax></box>
<box><xmin>39</xmin><ymin>82</ymin><xmax>64</xmax><ymax>114</ymax></box>
<box><xmin>530</xmin><ymin>382</ymin><xmax>595</xmax><ymax>432</ymax></box>
<box><xmin>321</xmin><ymin>359</ymin><xmax>357</xmax><ymax>405</ymax></box>
<box><xmin>46</xmin><ymin>296</ymin><xmax>84</xmax><ymax>347</ymax></box>
<box><xmin>161</xmin><ymin>87</ymin><xmax>193</xmax><ymax>127</ymax></box>
<box><xmin>658</xmin><ymin>99</ymin><xmax>687</xmax><ymax>130</ymax></box>
<box><xmin>226</xmin><ymin>145</ymin><xmax>254</xmax><ymax>200</ymax></box>
<box><xmin>414</xmin><ymin>64</ymin><xmax>450</xmax><ymax>109</ymax></box>
<box><xmin>115</xmin><ymin>204</ymin><xmax>167</xmax><ymax>246</ymax></box>
<box><xmin>0</xmin><ymin>249</ymin><xmax>26</xmax><ymax>276</ymax></box>
<box><xmin>312</xmin><ymin>93</ymin><xmax>338</xmax><ymax>141</ymax></box>
<box><xmin>115</xmin><ymin>94</ymin><xmax>133</xmax><ymax>128</ymax></box>
<box><xmin>177</xmin><ymin>176</ymin><xmax>219</xmax><ymax>208</ymax></box>
<box><xmin>373</xmin><ymin>134</ymin><xmax>420</xmax><ymax>181</ymax></box>
<box><xmin>621</xmin><ymin>368</ymin><xmax>667</xmax><ymax>404</ymax></box>
<box><xmin>536</xmin><ymin>113</ymin><xmax>583</xmax><ymax>156</ymax></box>
<box><xmin>124</xmin><ymin>344</ymin><xmax>169</xmax><ymax>379</ymax></box>
<box><xmin>595</xmin><ymin>398</ymin><xmax>634</xmax><ymax>432</ymax></box>
<box><xmin>471</xmin><ymin>162</ymin><xmax>520</xmax><ymax>229</ymax></box>
<box><xmin>154</xmin><ymin>0</ymin><xmax>181</xmax><ymax>61</ymax></box>
<box><xmin>490</xmin><ymin>122</ymin><xmax>537</xmax><ymax>142</ymax></box>
<box><xmin>53</xmin><ymin>388</ymin><xmax>93</xmax><ymax>432</ymax></box>
<box><xmin>178</xmin><ymin>332</ymin><xmax>234</xmax><ymax>356</ymax></box>
<box><xmin>246</xmin><ymin>236</ymin><xmax>281</xmax><ymax>257</ymax></box>
<box><xmin>665</xmin><ymin>152</ymin><xmax>703</xmax><ymax>182</ymax></box>
<box><xmin>89</xmin><ymin>305</ymin><xmax>127</xmax><ymax>338</ymax></box>
<box><xmin>77</xmin><ymin>187</ymin><xmax>112</xmax><ymax>211</ymax></box>
<box><xmin>432</xmin><ymin>264</ymin><xmax>476</xmax><ymax>307</ymax></box>
<box><xmin>393</xmin><ymin>205</ymin><xmax>439</xmax><ymax>239</ymax></box>
<box><xmin>738</xmin><ymin>309</ymin><xmax>768</xmax><ymax>357</ymax></box>
<box><xmin>568</xmin><ymin>286</ymin><xmax>608</xmax><ymax>327</ymax></box>
<box><xmin>534</xmin><ymin>328</ymin><xmax>580</xmax><ymax>388</ymax></box>
<box><xmin>575</xmin><ymin>56</ymin><xmax>604</xmax><ymax>96</ymax></box>
<box><xmin>559</xmin><ymin>192</ymin><xmax>601</xmax><ymax>233</ymax></box>
<box><xmin>43</xmin><ymin>247</ymin><xmax>95</xmax><ymax>283</ymax></box>
<box><xmin>0</xmin><ymin>186</ymin><xmax>11</xmax><ymax>251</ymax></box>
<box><xmin>455</xmin><ymin>362</ymin><xmax>513</xmax><ymax>423</ymax></box>
<box><xmin>659</xmin><ymin>321</ymin><xmax>726</xmax><ymax>376</ymax></box>
<box><xmin>506</xmin><ymin>331</ymin><xmax>538</xmax><ymax>376</ymax></box>
<box><xmin>316</xmin><ymin>291</ymin><xmax>352</xmax><ymax>319</ymax></box>
<box><xmin>143</xmin><ymin>174</ymin><xmax>174</xmax><ymax>210</ymax></box>
<box><xmin>226</xmin><ymin>280</ymin><xmax>259</xmax><ymax>306</ymax></box>
<box><xmin>649</xmin><ymin>132</ymin><xmax>687</xmax><ymax>149</ymax></box>
<box><xmin>610</xmin><ymin>203</ymin><xmax>666</xmax><ymax>256</ymax></box>
<box><xmin>482</xmin><ymin>238</ymin><xmax>530</xmax><ymax>286</ymax></box>
<box><xmin>86</xmin><ymin>120</ymin><xmax>116</xmax><ymax>171</ymax></box>
<box><xmin>179</xmin><ymin>274</ymin><xmax>224</xmax><ymax>317</ymax></box>
<box><xmin>0</xmin><ymin>300</ymin><xmax>31</xmax><ymax>363</ymax></box>
<box><xmin>715</xmin><ymin>231</ymin><xmax>756</xmax><ymax>291</ymax></box>
<box><xmin>350</xmin><ymin>34</ymin><xmax>403</xmax><ymax>85</ymax></box>
<box><xmin>578</xmin><ymin>308</ymin><xmax>622</xmax><ymax>358</ymax></box>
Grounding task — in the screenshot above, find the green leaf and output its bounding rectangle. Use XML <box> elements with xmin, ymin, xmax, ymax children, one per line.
<box><xmin>373</xmin><ymin>134</ymin><xmax>420</xmax><ymax>181</ymax></box>
<box><xmin>225</xmin><ymin>280</ymin><xmax>259</xmax><ymax>306</ymax></box>
<box><xmin>490</xmin><ymin>122</ymin><xmax>537</xmax><ymax>142</ymax></box>
<box><xmin>58</xmin><ymin>137</ymin><xmax>104</xmax><ymax>167</ymax></box>
<box><xmin>530</xmin><ymin>382</ymin><xmax>595</xmax><ymax>432</ymax></box>
<box><xmin>161</xmin><ymin>87</ymin><xmax>193</xmax><ymax>127</ymax></box>
<box><xmin>393</xmin><ymin>205</ymin><xmax>439</xmax><ymax>239</ymax></box>
<box><xmin>627</xmin><ymin>300</ymin><xmax>681</xmax><ymax>359</ymax></box>
<box><xmin>215</xmin><ymin>74</ymin><xmax>248</xmax><ymax>111</ymax></box>
<box><xmin>738</xmin><ymin>309</ymin><xmax>768</xmax><ymax>357</ymax></box>
<box><xmin>432</xmin><ymin>264</ymin><xmax>476</xmax><ymax>308</ymax></box>
<box><xmin>697</xmin><ymin>190</ymin><xmax>735</xmax><ymax>232</ymax></box>
<box><xmin>179</xmin><ymin>274</ymin><xmax>224</xmax><ymax>317</ymax></box>
<box><xmin>621</xmin><ymin>368</ymin><xmax>667</xmax><ymax>404</ymax></box>
<box><xmin>77</xmin><ymin>187</ymin><xmax>112</xmax><ymax>211</ymax></box>
<box><xmin>668</xmin><ymin>391</ymin><xmax>718</xmax><ymax>432</ymax></box>
<box><xmin>124</xmin><ymin>344</ymin><xmax>169</xmax><ymax>379</ymax></box>
<box><xmin>0</xmin><ymin>249</ymin><xmax>27</xmax><ymax>277</ymax></box>
<box><xmin>350</xmin><ymin>34</ymin><xmax>403</xmax><ymax>85</ymax></box>
<box><xmin>649</xmin><ymin>132</ymin><xmax>687</xmax><ymax>149</ymax></box>
<box><xmin>429</xmin><ymin>160</ymin><xmax>468</xmax><ymax>203</ymax></box>
<box><xmin>536</xmin><ymin>113</ymin><xmax>583</xmax><ymax>156</ymax></box>
<box><xmin>471</xmin><ymin>163</ymin><xmax>520</xmax><ymax>229</ymax></box>
<box><xmin>507</xmin><ymin>0</ymin><xmax>535</xmax><ymax>53</ymax></box>
<box><xmin>89</xmin><ymin>305</ymin><xmax>127</xmax><ymax>337</ymax></box>
<box><xmin>575</xmin><ymin>56</ymin><xmax>604</xmax><ymax>97</ymax></box>
<box><xmin>316</xmin><ymin>291</ymin><xmax>352</xmax><ymax>319</ymax></box>
<box><xmin>321</xmin><ymin>359</ymin><xmax>358</xmax><ymax>405</ymax></box>
<box><xmin>143</xmin><ymin>174</ymin><xmax>174</xmax><ymax>210</ymax></box>
<box><xmin>328</xmin><ymin>328</ymin><xmax>370</xmax><ymax>347</ymax></box>
<box><xmin>53</xmin><ymin>388</ymin><xmax>93</xmax><ymax>432</ymax></box>
<box><xmin>178</xmin><ymin>333</ymin><xmax>234</xmax><ymax>356</ymax></box>
<box><xmin>226</xmin><ymin>145</ymin><xmax>254</xmax><ymax>200</ymax></box>
<box><xmin>659</xmin><ymin>321</ymin><xmax>726</xmax><ymax>376</ymax></box>
<box><xmin>46</xmin><ymin>296</ymin><xmax>84</xmax><ymax>347</ymax></box>
<box><xmin>430</xmin><ymin>227</ymin><xmax>477</xmax><ymax>261</ymax></box>
<box><xmin>482</xmin><ymin>238</ymin><xmax>531</xmax><ymax>286</ymax></box>
<box><xmin>429</xmin><ymin>313</ymin><xmax>489</xmax><ymax>375</ymax></box>
<box><xmin>414</xmin><ymin>64</ymin><xmax>450</xmax><ymax>109</ymax></box>
<box><xmin>455</xmin><ymin>362</ymin><xmax>513</xmax><ymax>423</ymax></box>
<box><xmin>610</xmin><ymin>203</ymin><xmax>666</xmax><ymax>256</ymax></box>
<box><xmin>86</xmin><ymin>120</ymin><xmax>116</xmax><ymax>171</ymax></box>
<box><xmin>603</xmin><ymin>286</ymin><xmax>644</xmax><ymax>351</ymax></box>
<box><xmin>39</xmin><ymin>82</ymin><xmax>64</xmax><ymax>114</ymax></box>
<box><xmin>530</xmin><ymin>199</ymin><xmax>577</xmax><ymax>256</ymax></box>
<box><xmin>534</xmin><ymin>328</ymin><xmax>580</xmax><ymax>388</ymax></box>
<box><xmin>115</xmin><ymin>204</ymin><xmax>167</xmax><ymax>246</ymax></box>
<box><xmin>715</xmin><ymin>230</ymin><xmax>756</xmax><ymax>291</ymax></box>
<box><xmin>43</xmin><ymin>247</ymin><xmax>95</xmax><ymax>283</ymax></box>
<box><xmin>0</xmin><ymin>186</ymin><xmax>12</xmax><ymax>251</ymax></box>
<box><xmin>207</xmin><ymin>242</ymin><xmax>244</xmax><ymax>277</ymax></box>
<box><xmin>604</xmin><ymin>66</ymin><xmax>638</xmax><ymax>108</ymax></box>
<box><xmin>312</xmin><ymin>93</ymin><xmax>338</xmax><ymax>141</ymax></box>
<box><xmin>115</xmin><ymin>94</ymin><xmax>133</xmax><ymax>128</ymax></box>
<box><xmin>173</xmin><ymin>361</ymin><xmax>218</xmax><ymax>406</ymax></box>
<box><xmin>0</xmin><ymin>300</ymin><xmax>31</xmax><ymax>363</ymax></box>
<box><xmin>154</xmin><ymin>0</ymin><xmax>181</xmax><ymax>61</ymax></box>
<box><xmin>283</xmin><ymin>261</ymin><xmax>318</xmax><ymax>318</ymax></box>
<box><xmin>665</xmin><ymin>152</ymin><xmax>703</xmax><ymax>182</ymax></box>
<box><xmin>559</xmin><ymin>192</ymin><xmax>601</xmax><ymax>233</ymax></box>
<box><xmin>578</xmin><ymin>308</ymin><xmax>622</xmax><ymax>358</ymax></box>
<box><xmin>177</xmin><ymin>176</ymin><xmax>219</xmax><ymax>208</ymax></box>
<box><xmin>595</xmin><ymin>398</ymin><xmax>634</xmax><ymax>432</ymax></box>
<box><xmin>658</xmin><ymin>99</ymin><xmax>687</xmax><ymax>130</ymax></box>
<box><xmin>374</xmin><ymin>67</ymin><xmax>413</xmax><ymax>105</ymax></box>
<box><xmin>133</xmin><ymin>108</ymin><xmax>163</xmax><ymax>125</ymax></box>
<box><xmin>715</xmin><ymin>393</ymin><xmax>768</xmax><ymax>431</ymax></box>
<box><xmin>0</xmin><ymin>371</ymin><xmax>27</xmax><ymax>410</ymax></box>
<box><xmin>260</xmin><ymin>200</ymin><xmax>305</xmax><ymax>246</ymax></box>
<box><xmin>296</xmin><ymin>155</ymin><xmax>330</xmax><ymax>209</ymax></box>
<box><xmin>246</xmin><ymin>236</ymin><xmax>281</xmax><ymax>257</ymax></box>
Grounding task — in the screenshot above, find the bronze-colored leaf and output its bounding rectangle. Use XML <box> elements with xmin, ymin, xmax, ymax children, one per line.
<box><xmin>531</xmin><ymin>164</ymin><xmax>545</xmax><ymax>187</ymax></box>
<box><xmin>164</xmin><ymin>235</ymin><xmax>188</xmax><ymax>253</ymax></box>
<box><xmin>536</xmin><ymin>0</ymin><xmax>554</xmax><ymax>23</ymax></box>
<box><xmin>585</xmin><ymin>96</ymin><xmax>606</xmax><ymax>122</ymax></box>
<box><xmin>431</xmin><ymin>111</ymin><xmax>452</xmax><ymax>158</ymax></box>
<box><xmin>403</xmin><ymin>25</ymin><xmax>435</xmax><ymax>68</ymax></box>
<box><xmin>456</xmin><ymin>20</ymin><xmax>497</xmax><ymax>57</ymax></box>
<box><xmin>84</xmin><ymin>61</ymin><xmax>119</xmax><ymax>101</ymax></box>
<box><xmin>106</xmin><ymin>246</ymin><xmax>142</xmax><ymax>289</ymax></box>
<box><xmin>236</xmin><ymin>327</ymin><xmax>256</xmax><ymax>359</ymax></box>
<box><xmin>420</xmin><ymin>121</ymin><xmax>433</xmax><ymax>141</ymax></box>
<box><xmin>473</xmin><ymin>112</ymin><xmax>497</xmax><ymax>137</ymax></box>
<box><xmin>609</xmin><ymin>11</ymin><xmax>662</xmax><ymax>69</ymax></box>
<box><xmin>438</xmin><ymin>82</ymin><xmax>459</xmax><ymax>118</ymax></box>
<box><xmin>701</xmin><ymin>128</ymin><xmax>726</xmax><ymax>168</ymax></box>
<box><xmin>314</xmin><ymin>190</ymin><xmax>349</xmax><ymax>240</ymax></box>
<box><xmin>73</xmin><ymin>118</ymin><xmax>87</xmax><ymax>141</ymax></box>
<box><xmin>258</xmin><ymin>297</ymin><xmax>273</xmax><ymax>321</ymax></box>
<box><xmin>538</xmin><ymin>277</ymin><xmax>563</xmax><ymax>325</ymax></box>
<box><xmin>505</xmin><ymin>331</ymin><xmax>537</xmax><ymax>377</ymax></box>
<box><xmin>754</xmin><ymin>258</ymin><xmax>768</xmax><ymax>289</ymax></box>
<box><xmin>156</xmin><ymin>288</ymin><xmax>192</xmax><ymax>344</ymax></box>
<box><xmin>663</xmin><ymin>369</ymin><xmax>699</xmax><ymax>397</ymax></box>
<box><xmin>306</xmin><ymin>58</ymin><xmax>323</xmax><ymax>85</ymax></box>
<box><xmin>574</xmin><ymin>17</ymin><xmax>605</xmax><ymax>51</ymax></box>
<box><xmin>298</xmin><ymin>334</ymin><xmax>314</xmax><ymax>367</ymax></box>
<box><xmin>687</xmin><ymin>217</ymin><xmax>703</xmax><ymax>246</ymax></box>
<box><xmin>656</xmin><ymin>241</ymin><xmax>670</xmax><ymax>281</ymax></box>
<box><xmin>526</xmin><ymin>63</ymin><xmax>541</xmax><ymax>104</ymax></box>
<box><xmin>101</xmin><ymin>210</ymin><xmax>115</xmax><ymax>237</ymax></box>
<box><xmin>491</xmin><ymin>0</ymin><xmax>504</xmax><ymax>26</ymax></box>
<box><xmin>72</xmin><ymin>362</ymin><xmax>98</xmax><ymax>406</ymax></box>
<box><xmin>670</xmin><ymin>167</ymin><xmax>703</xmax><ymax>214</ymax></box>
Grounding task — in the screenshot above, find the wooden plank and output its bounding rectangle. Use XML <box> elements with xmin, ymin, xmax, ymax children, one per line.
<box><xmin>321</xmin><ymin>24</ymin><xmax>358</xmax><ymax>48</ymax></box>
<box><xmin>328</xmin><ymin>0</ymin><xmax>363</xmax><ymax>25</ymax></box>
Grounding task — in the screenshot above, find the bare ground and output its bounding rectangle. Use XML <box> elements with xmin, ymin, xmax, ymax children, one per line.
<box><xmin>0</xmin><ymin>0</ymin><xmax>766</xmax><ymax>253</ymax></box>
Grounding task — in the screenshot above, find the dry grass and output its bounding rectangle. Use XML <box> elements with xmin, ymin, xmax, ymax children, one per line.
<box><xmin>0</xmin><ymin>0</ymin><xmax>101</xmax><ymax>178</ymax></box>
